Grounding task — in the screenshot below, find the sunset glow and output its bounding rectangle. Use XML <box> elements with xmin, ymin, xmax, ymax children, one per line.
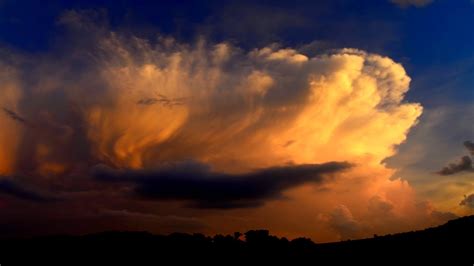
<box><xmin>0</xmin><ymin>0</ymin><xmax>473</xmax><ymax>243</ymax></box>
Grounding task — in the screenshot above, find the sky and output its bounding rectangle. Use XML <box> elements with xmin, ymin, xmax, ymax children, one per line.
<box><xmin>0</xmin><ymin>0</ymin><xmax>473</xmax><ymax>242</ymax></box>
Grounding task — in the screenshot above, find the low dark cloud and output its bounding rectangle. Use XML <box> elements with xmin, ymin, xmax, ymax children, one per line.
<box><xmin>0</xmin><ymin>179</ymin><xmax>58</xmax><ymax>202</ymax></box>
<box><xmin>437</xmin><ymin>156</ymin><xmax>473</xmax><ymax>175</ymax></box>
<box><xmin>464</xmin><ymin>141</ymin><xmax>474</xmax><ymax>156</ymax></box>
<box><xmin>437</xmin><ymin>141</ymin><xmax>474</xmax><ymax>175</ymax></box>
<box><xmin>460</xmin><ymin>194</ymin><xmax>474</xmax><ymax>208</ymax></box>
<box><xmin>94</xmin><ymin>161</ymin><xmax>351</xmax><ymax>209</ymax></box>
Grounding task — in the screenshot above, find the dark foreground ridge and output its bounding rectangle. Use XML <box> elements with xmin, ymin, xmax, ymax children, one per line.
<box><xmin>1</xmin><ymin>216</ymin><xmax>474</xmax><ymax>264</ymax></box>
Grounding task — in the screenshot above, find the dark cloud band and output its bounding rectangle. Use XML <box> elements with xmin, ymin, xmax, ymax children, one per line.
<box><xmin>94</xmin><ymin>161</ymin><xmax>352</xmax><ymax>209</ymax></box>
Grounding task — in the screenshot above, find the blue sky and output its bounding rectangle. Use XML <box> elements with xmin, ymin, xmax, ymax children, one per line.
<box><xmin>1</xmin><ymin>0</ymin><xmax>473</xmax><ymax>105</ymax></box>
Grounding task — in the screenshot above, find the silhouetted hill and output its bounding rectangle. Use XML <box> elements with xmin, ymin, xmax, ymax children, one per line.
<box><xmin>1</xmin><ymin>216</ymin><xmax>473</xmax><ymax>264</ymax></box>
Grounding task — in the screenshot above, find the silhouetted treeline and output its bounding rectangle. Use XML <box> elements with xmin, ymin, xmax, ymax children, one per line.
<box><xmin>1</xmin><ymin>216</ymin><xmax>473</xmax><ymax>264</ymax></box>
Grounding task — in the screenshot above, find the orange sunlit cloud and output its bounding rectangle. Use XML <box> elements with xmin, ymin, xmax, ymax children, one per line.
<box><xmin>0</xmin><ymin>19</ymin><xmax>456</xmax><ymax>241</ymax></box>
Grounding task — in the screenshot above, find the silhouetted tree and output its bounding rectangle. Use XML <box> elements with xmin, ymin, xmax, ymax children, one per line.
<box><xmin>1</xmin><ymin>216</ymin><xmax>473</xmax><ymax>264</ymax></box>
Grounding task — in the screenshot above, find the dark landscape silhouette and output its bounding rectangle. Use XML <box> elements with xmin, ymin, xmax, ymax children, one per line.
<box><xmin>1</xmin><ymin>215</ymin><xmax>473</xmax><ymax>264</ymax></box>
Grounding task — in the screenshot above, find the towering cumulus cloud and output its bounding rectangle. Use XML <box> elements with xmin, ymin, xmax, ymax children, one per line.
<box><xmin>73</xmin><ymin>43</ymin><xmax>421</xmax><ymax>173</ymax></box>
<box><xmin>0</xmin><ymin>13</ymin><xmax>442</xmax><ymax>241</ymax></box>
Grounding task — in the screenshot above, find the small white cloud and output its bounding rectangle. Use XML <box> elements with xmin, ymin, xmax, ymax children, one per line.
<box><xmin>329</xmin><ymin>205</ymin><xmax>361</xmax><ymax>240</ymax></box>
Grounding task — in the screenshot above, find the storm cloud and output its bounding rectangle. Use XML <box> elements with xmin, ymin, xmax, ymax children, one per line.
<box><xmin>94</xmin><ymin>161</ymin><xmax>352</xmax><ymax>209</ymax></box>
<box><xmin>0</xmin><ymin>10</ymin><xmax>429</xmax><ymax>241</ymax></box>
